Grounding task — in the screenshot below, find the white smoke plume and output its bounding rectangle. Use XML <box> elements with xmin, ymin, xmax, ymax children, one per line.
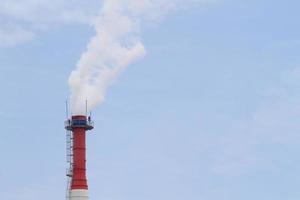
<box><xmin>69</xmin><ymin>0</ymin><xmax>215</xmax><ymax>114</ymax></box>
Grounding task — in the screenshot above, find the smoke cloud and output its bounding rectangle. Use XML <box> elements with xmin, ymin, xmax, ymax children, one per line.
<box><xmin>69</xmin><ymin>0</ymin><xmax>215</xmax><ymax>114</ymax></box>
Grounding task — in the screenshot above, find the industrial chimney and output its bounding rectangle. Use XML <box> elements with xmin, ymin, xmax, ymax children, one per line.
<box><xmin>65</xmin><ymin>115</ymin><xmax>94</xmax><ymax>200</ymax></box>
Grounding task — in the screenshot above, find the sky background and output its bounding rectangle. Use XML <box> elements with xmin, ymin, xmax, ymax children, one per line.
<box><xmin>1</xmin><ymin>0</ymin><xmax>300</xmax><ymax>199</ymax></box>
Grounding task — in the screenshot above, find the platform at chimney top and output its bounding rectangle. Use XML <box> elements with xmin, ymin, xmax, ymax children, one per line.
<box><xmin>65</xmin><ymin>115</ymin><xmax>94</xmax><ymax>131</ymax></box>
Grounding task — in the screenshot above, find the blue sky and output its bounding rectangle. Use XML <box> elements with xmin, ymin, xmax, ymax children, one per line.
<box><xmin>1</xmin><ymin>0</ymin><xmax>300</xmax><ymax>199</ymax></box>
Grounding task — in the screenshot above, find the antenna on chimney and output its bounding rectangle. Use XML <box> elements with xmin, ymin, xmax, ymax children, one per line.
<box><xmin>65</xmin><ymin>100</ymin><xmax>69</xmax><ymax>119</ymax></box>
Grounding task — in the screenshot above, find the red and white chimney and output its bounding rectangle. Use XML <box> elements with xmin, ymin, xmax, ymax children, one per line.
<box><xmin>65</xmin><ymin>115</ymin><xmax>94</xmax><ymax>200</ymax></box>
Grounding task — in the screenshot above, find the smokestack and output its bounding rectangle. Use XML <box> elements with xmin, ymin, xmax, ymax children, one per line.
<box><xmin>65</xmin><ymin>115</ymin><xmax>94</xmax><ymax>200</ymax></box>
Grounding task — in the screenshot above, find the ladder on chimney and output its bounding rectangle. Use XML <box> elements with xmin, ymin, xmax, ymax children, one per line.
<box><xmin>66</xmin><ymin>130</ymin><xmax>73</xmax><ymax>200</ymax></box>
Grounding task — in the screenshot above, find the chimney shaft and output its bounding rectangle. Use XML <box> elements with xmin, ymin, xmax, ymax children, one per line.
<box><xmin>65</xmin><ymin>115</ymin><xmax>93</xmax><ymax>200</ymax></box>
<box><xmin>71</xmin><ymin>115</ymin><xmax>88</xmax><ymax>189</ymax></box>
